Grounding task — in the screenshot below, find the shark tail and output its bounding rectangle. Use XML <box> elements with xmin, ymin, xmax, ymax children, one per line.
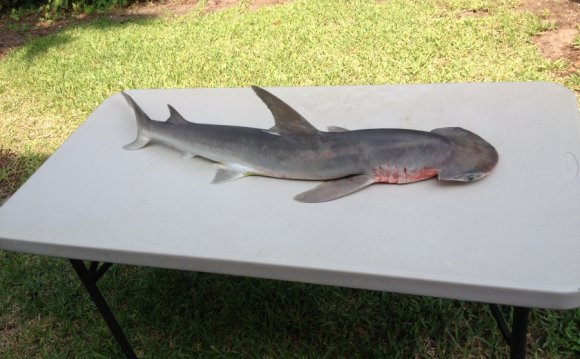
<box><xmin>121</xmin><ymin>91</ymin><xmax>152</xmax><ymax>150</ymax></box>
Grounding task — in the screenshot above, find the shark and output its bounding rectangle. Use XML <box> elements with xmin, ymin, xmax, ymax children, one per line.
<box><xmin>121</xmin><ymin>86</ymin><xmax>498</xmax><ymax>203</ymax></box>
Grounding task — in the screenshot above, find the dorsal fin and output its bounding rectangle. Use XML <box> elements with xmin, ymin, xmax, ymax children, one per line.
<box><xmin>251</xmin><ymin>86</ymin><xmax>319</xmax><ymax>135</ymax></box>
<box><xmin>166</xmin><ymin>105</ymin><xmax>190</xmax><ymax>125</ymax></box>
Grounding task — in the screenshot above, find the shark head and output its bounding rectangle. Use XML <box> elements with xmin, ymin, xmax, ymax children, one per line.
<box><xmin>431</xmin><ymin>127</ymin><xmax>499</xmax><ymax>182</ymax></box>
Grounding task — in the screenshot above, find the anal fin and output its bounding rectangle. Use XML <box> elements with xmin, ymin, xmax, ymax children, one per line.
<box><xmin>294</xmin><ymin>174</ymin><xmax>375</xmax><ymax>203</ymax></box>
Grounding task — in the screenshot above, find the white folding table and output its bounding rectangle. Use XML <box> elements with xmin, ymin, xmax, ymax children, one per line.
<box><xmin>1</xmin><ymin>83</ymin><xmax>579</xmax><ymax>358</ymax></box>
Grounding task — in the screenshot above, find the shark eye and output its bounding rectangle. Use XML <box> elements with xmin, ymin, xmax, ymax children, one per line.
<box><xmin>466</xmin><ymin>174</ymin><xmax>475</xmax><ymax>181</ymax></box>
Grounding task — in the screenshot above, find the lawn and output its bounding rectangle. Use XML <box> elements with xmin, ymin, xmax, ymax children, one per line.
<box><xmin>1</xmin><ymin>0</ymin><xmax>579</xmax><ymax>357</ymax></box>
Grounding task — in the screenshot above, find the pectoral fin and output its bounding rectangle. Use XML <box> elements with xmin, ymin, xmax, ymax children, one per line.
<box><xmin>294</xmin><ymin>174</ymin><xmax>375</xmax><ymax>203</ymax></box>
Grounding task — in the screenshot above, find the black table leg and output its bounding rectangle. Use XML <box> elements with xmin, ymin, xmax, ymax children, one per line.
<box><xmin>67</xmin><ymin>263</ymin><xmax>533</xmax><ymax>359</ymax></box>
<box><xmin>510</xmin><ymin>307</ymin><xmax>530</xmax><ymax>359</ymax></box>
<box><xmin>69</xmin><ymin>259</ymin><xmax>137</xmax><ymax>359</ymax></box>
<box><xmin>490</xmin><ymin>304</ymin><xmax>530</xmax><ymax>359</ymax></box>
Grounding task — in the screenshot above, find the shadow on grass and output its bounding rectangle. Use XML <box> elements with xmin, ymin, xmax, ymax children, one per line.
<box><xmin>3</xmin><ymin>256</ymin><xmax>578</xmax><ymax>357</ymax></box>
<box><xmin>1</xmin><ymin>253</ymin><xmax>497</xmax><ymax>357</ymax></box>
<box><xmin>105</xmin><ymin>266</ymin><xmax>509</xmax><ymax>358</ymax></box>
<box><xmin>18</xmin><ymin>13</ymin><xmax>158</xmax><ymax>62</ymax></box>
<box><xmin>0</xmin><ymin>149</ymin><xmax>48</xmax><ymax>204</ymax></box>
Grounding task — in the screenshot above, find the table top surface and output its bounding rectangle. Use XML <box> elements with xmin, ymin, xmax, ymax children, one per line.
<box><xmin>1</xmin><ymin>82</ymin><xmax>579</xmax><ymax>309</ymax></box>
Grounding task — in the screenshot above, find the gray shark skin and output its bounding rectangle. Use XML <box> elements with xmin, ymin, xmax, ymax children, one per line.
<box><xmin>121</xmin><ymin>86</ymin><xmax>498</xmax><ymax>203</ymax></box>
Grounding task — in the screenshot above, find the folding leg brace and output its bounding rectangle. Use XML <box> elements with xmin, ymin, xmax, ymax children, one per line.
<box><xmin>69</xmin><ymin>260</ymin><xmax>137</xmax><ymax>359</ymax></box>
<box><xmin>490</xmin><ymin>304</ymin><xmax>531</xmax><ymax>359</ymax></box>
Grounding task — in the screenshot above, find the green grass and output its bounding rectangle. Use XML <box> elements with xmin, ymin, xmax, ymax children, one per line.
<box><xmin>0</xmin><ymin>0</ymin><xmax>559</xmax><ymax>156</ymax></box>
<box><xmin>1</xmin><ymin>0</ymin><xmax>579</xmax><ymax>357</ymax></box>
<box><xmin>2</xmin><ymin>256</ymin><xmax>580</xmax><ymax>358</ymax></box>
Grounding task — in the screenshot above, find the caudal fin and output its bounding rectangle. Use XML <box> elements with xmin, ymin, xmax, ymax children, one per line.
<box><xmin>121</xmin><ymin>91</ymin><xmax>152</xmax><ymax>150</ymax></box>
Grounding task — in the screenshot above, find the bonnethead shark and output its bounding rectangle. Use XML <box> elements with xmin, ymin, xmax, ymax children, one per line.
<box><xmin>121</xmin><ymin>86</ymin><xmax>498</xmax><ymax>203</ymax></box>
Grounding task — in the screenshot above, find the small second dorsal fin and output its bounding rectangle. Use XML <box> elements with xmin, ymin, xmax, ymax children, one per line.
<box><xmin>251</xmin><ymin>86</ymin><xmax>319</xmax><ymax>136</ymax></box>
<box><xmin>166</xmin><ymin>105</ymin><xmax>191</xmax><ymax>125</ymax></box>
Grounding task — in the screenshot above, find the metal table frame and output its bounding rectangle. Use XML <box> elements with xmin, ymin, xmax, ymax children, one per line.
<box><xmin>70</xmin><ymin>259</ymin><xmax>531</xmax><ymax>359</ymax></box>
